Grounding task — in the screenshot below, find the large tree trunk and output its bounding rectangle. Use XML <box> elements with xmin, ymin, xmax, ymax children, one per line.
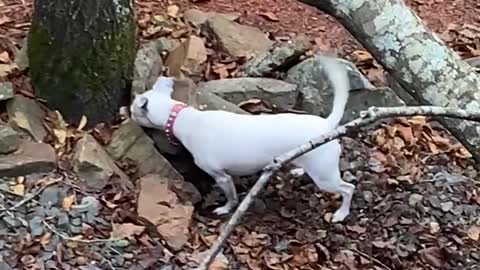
<box><xmin>28</xmin><ymin>0</ymin><xmax>136</xmax><ymax>126</ymax></box>
<box><xmin>299</xmin><ymin>0</ymin><xmax>480</xmax><ymax>162</ymax></box>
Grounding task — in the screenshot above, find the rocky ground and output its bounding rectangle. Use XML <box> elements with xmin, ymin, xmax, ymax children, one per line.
<box><xmin>0</xmin><ymin>1</ymin><xmax>480</xmax><ymax>270</ymax></box>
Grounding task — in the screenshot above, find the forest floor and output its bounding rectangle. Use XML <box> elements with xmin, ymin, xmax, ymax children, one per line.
<box><xmin>0</xmin><ymin>0</ymin><xmax>480</xmax><ymax>270</ymax></box>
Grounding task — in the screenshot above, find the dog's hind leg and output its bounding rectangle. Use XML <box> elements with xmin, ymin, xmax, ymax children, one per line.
<box><xmin>298</xmin><ymin>146</ymin><xmax>355</xmax><ymax>222</ymax></box>
<box><xmin>212</xmin><ymin>173</ymin><xmax>239</xmax><ymax>215</ymax></box>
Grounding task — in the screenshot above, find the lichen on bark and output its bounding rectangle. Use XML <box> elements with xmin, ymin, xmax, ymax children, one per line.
<box><xmin>28</xmin><ymin>0</ymin><xmax>136</xmax><ymax>126</ymax></box>
<box><xmin>299</xmin><ymin>0</ymin><xmax>480</xmax><ymax>162</ymax></box>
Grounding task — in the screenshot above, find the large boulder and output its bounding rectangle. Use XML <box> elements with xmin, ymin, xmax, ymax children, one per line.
<box><xmin>183</xmin><ymin>9</ymin><xmax>240</xmax><ymax>28</ymax></box>
<box><xmin>6</xmin><ymin>95</ymin><xmax>47</xmax><ymax>142</ymax></box>
<box><xmin>0</xmin><ymin>141</ymin><xmax>56</xmax><ymax>177</ymax></box>
<box><xmin>106</xmin><ymin>119</ymin><xmax>201</xmax><ymax>204</ymax></box>
<box><xmin>72</xmin><ymin>134</ymin><xmax>130</xmax><ymax>191</ymax></box>
<box><xmin>286</xmin><ymin>55</ymin><xmax>404</xmax><ymax>121</ymax></box>
<box><xmin>196</xmin><ymin>78</ymin><xmax>298</xmax><ymax>109</ymax></box>
<box><xmin>239</xmin><ymin>34</ymin><xmax>312</xmax><ymax>77</ymax></box>
<box><xmin>0</xmin><ymin>124</ymin><xmax>19</xmax><ymax>154</ymax></box>
<box><xmin>132</xmin><ymin>41</ymin><xmax>163</xmax><ymax>95</ymax></box>
<box><xmin>202</xmin><ymin>16</ymin><xmax>273</xmax><ymax>57</ymax></box>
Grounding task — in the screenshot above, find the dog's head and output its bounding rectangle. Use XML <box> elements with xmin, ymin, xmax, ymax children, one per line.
<box><xmin>130</xmin><ymin>76</ymin><xmax>176</xmax><ymax>130</ymax></box>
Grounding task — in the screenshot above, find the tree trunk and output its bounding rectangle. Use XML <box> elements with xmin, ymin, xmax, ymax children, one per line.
<box><xmin>28</xmin><ymin>0</ymin><xmax>136</xmax><ymax>126</ymax></box>
<box><xmin>298</xmin><ymin>0</ymin><xmax>480</xmax><ymax>162</ymax></box>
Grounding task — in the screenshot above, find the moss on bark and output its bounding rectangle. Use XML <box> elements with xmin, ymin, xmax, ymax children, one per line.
<box><xmin>28</xmin><ymin>0</ymin><xmax>136</xmax><ymax>126</ymax></box>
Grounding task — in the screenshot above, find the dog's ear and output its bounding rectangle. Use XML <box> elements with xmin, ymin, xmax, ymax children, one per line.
<box><xmin>137</xmin><ymin>96</ymin><xmax>149</xmax><ymax>112</ymax></box>
<box><xmin>152</xmin><ymin>76</ymin><xmax>174</xmax><ymax>96</ymax></box>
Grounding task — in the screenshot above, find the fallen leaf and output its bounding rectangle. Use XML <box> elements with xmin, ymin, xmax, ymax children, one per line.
<box><xmin>167</xmin><ymin>5</ymin><xmax>179</xmax><ymax>18</ymax></box>
<box><xmin>418</xmin><ymin>246</ymin><xmax>447</xmax><ymax>268</ymax></box>
<box><xmin>77</xmin><ymin>116</ymin><xmax>87</xmax><ymax>131</ymax></box>
<box><xmin>0</xmin><ymin>51</ymin><xmax>10</xmax><ymax>63</ymax></box>
<box><xmin>352</xmin><ymin>50</ymin><xmax>373</xmax><ymax>63</ymax></box>
<box><xmin>111</xmin><ymin>223</ymin><xmax>146</xmax><ymax>240</ymax></box>
<box><xmin>62</xmin><ymin>195</ymin><xmax>75</xmax><ymax>211</ymax></box>
<box><xmin>11</xmin><ymin>184</ymin><xmax>25</xmax><ymax>196</ymax></box>
<box><xmin>153</xmin><ymin>15</ymin><xmax>166</xmax><ymax>23</ymax></box>
<box><xmin>40</xmin><ymin>232</ymin><xmax>52</xmax><ymax>247</ymax></box>
<box><xmin>467</xmin><ymin>225</ymin><xmax>480</xmax><ymax>241</ymax></box>
<box><xmin>0</xmin><ymin>63</ymin><xmax>18</xmax><ymax>77</ymax></box>
<box><xmin>347</xmin><ymin>225</ymin><xmax>367</xmax><ymax>234</ymax></box>
<box><xmin>259</xmin><ymin>12</ymin><xmax>279</xmax><ymax>22</ymax></box>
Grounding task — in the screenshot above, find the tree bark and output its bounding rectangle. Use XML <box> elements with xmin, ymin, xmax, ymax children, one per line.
<box><xmin>28</xmin><ymin>0</ymin><xmax>136</xmax><ymax>126</ymax></box>
<box><xmin>298</xmin><ymin>0</ymin><xmax>480</xmax><ymax>162</ymax></box>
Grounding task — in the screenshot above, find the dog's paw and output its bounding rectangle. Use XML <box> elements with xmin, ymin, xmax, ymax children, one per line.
<box><xmin>331</xmin><ymin>210</ymin><xmax>349</xmax><ymax>223</ymax></box>
<box><xmin>213</xmin><ymin>205</ymin><xmax>232</xmax><ymax>215</ymax></box>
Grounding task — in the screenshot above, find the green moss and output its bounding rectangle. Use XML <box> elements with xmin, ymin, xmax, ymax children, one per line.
<box><xmin>27</xmin><ymin>0</ymin><xmax>137</xmax><ymax>126</ymax></box>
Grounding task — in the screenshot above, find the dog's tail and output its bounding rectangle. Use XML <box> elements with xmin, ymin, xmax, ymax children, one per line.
<box><xmin>322</xmin><ymin>56</ymin><xmax>350</xmax><ymax>130</ymax></box>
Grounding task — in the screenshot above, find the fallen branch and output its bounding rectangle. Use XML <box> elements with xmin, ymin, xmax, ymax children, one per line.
<box><xmin>196</xmin><ymin>106</ymin><xmax>480</xmax><ymax>270</ymax></box>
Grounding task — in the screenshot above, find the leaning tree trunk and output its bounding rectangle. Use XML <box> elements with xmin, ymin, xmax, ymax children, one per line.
<box><xmin>299</xmin><ymin>0</ymin><xmax>480</xmax><ymax>163</ymax></box>
<box><xmin>28</xmin><ymin>0</ymin><xmax>136</xmax><ymax>126</ymax></box>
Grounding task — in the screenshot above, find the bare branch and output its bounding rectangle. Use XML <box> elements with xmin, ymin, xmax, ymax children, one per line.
<box><xmin>195</xmin><ymin>106</ymin><xmax>480</xmax><ymax>270</ymax></box>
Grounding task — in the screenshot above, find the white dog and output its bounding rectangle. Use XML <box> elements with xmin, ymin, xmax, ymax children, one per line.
<box><xmin>130</xmin><ymin>56</ymin><xmax>354</xmax><ymax>222</ymax></box>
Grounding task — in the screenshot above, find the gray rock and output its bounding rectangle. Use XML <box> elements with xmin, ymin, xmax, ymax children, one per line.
<box><xmin>165</xmin><ymin>35</ymin><xmax>208</xmax><ymax>79</ymax></box>
<box><xmin>6</xmin><ymin>95</ymin><xmax>47</xmax><ymax>142</ymax></box>
<box><xmin>70</xmin><ymin>196</ymin><xmax>99</xmax><ymax>217</ymax></box>
<box><xmin>106</xmin><ymin>119</ymin><xmax>201</xmax><ymax>203</ymax></box>
<box><xmin>286</xmin><ymin>55</ymin><xmax>403</xmax><ymax>119</ymax></box>
<box><xmin>0</xmin><ymin>124</ymin><xmax>19</xmax><ymax>154</ymax></box>
<box><xmin>465</xmin><ymin>56</ymin><xmax>480</xmax><ymax>67</ymax></box>
<box><xmin>132</xmin><ymin>41</ymin><xmax>163</xmax><ymax>95</ymax></box>
<box><xmin>2</xmin><ymin>216</ymin><xmax>20</xmax><ymax>227</ymax></box>
<box><xmin>71</xmin><ymin>218</ymin><xmax>82</xmax><ymax>226</ymax></box>
<box><xmin>0</xmin><ymin>82</ymin><xmax>14</xmax><ymax>101</ymax></box>
<box><xmin>195</xmin><ymin>89</ymin><xmax>249</xmax><ymax>114</ymax></box>
<box><xmin>153</xmin><ymin>37</ymin><xmax>180</xmax><ymax>53</ymax></box>
<box><xmin>40</xmin><ymin>187</ymin><xmax>61</xmax><ymax>207</ymax></box>
<box><xmin>385</xmin><ymin>74</ymin><xmax>418</xmax><ymax>105</ymax></box>
<box><xmin>183</xmin><ymin>9</ymin><xmax>240</xmax><ymax>27</ymax></box>
<box><xmin>0</xmin><ymin>261</ymin><xmax>12</xmax><ymax>270</ymax></box>
<box><xmin>203</xmin><ymin>16</ymin><xmax>273</xmax><ymax>57</ymax></box>
<box><xmin>343</xmin><ymin>87</ymin><xmax>405</xmax><ymax>123</ymax></box>
<box><xmin>72</xmin><ymin>134</ymin><xmax>130</xmax><ymax>191</ymax></box>
<box><xmin>14</xmin><ymin>39</ymin><xmax>29</xmax><ymax>71</ymax></box>
<box><xmin>28</xmin><ymin>216</ymin><xmax>44</xmax><ymax>237</ymax></box>
<box><xmin>239</xmin><ymin>34</ymin><xmax>312</xmax><ymax>77</ymax></box>
<box><xmin>45</xmin><ymin>207</ymin><xmax>61</xmax><ymax>217</ymax></box>
<box><xmin>69</xmin><ymin>225</ymin><xmax>82</xmax><ymax>234</ymax></box>
<box><xmin>0</xmin><ymin>141</ymin><xmax>56</xmax><ymax>177</ymax></box>
<box><xmin>196</xmin><ymin>78</ymin><xmax>298</xmax><ymax>109</ymax></box>
<box><xmin>57</xmin><ymin>213</ymin><xmax>69</xmax><ymax>227</ymax></box>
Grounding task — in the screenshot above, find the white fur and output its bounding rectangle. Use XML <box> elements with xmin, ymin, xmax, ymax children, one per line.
<box><xmin>130</xmin><ymin>57</ymin><xmax>355</xmax><ymax>222</ymax></box>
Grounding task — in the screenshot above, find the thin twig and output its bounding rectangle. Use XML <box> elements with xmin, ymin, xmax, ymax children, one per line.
<box><xmin>42</xmin><ymin>221</ymin><xmax>122</xmax><ymax>244</ymax></box>
<box><xmin>195</xmin><ymin>106</ymin><xmax>480</xmax><ymax>270</ymax></box>
<box><xmin>350</xmin><ymin>248</ymin><xmax>392</xmax><ymax>270</ymax></box>
<box><xmin>0</xmin><ymin>178</ymin><xmax>62</xmax><ymax>219</ymax></box>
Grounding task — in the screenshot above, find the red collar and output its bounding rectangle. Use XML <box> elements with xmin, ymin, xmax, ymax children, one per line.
<box><xmin>165</xmin><ymin>103</ymin><xmax>188</xmax><ymax>145</ymax></box>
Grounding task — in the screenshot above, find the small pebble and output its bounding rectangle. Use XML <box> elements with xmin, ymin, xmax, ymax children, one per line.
<box><xmin>29</xmin><ymin>216</ymin><xmax>44</xmax><ymax>237</ymax></box>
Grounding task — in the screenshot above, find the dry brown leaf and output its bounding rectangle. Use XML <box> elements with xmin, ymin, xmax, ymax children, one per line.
<box><xmin>0</xmin><ymin>63</ymin><xmax>18</xmax><ymax>77</ymax></box>
<box><xmin>259</xmin><ymin>12</ymin><xmax>279</xmax><ymax>22</ymax></box>
<box><xmin>346</xmin><ymin>225</ymin><xmax>367</xmax><ymax>234</ymax></box>
<box><xmin>40</xmin><ymin>232</ymin><xmax>52</xmax><ymax>247</ymax></box>
<box><xmin>212</xmin><ymin>64</ymin><xmax>229</xmax><ymax>79</ymax></box>
<box><xmin>418</xmin><ymin>246</ymin><xmax>446</xmax><ymax>268</ymax></box>
<box><xmin>394</xmin><ymin>124</ymin><xmax>414</xmax><ymax>145</ymax></box>
<box><xmin>77</xmin><ymin>115</ymin><xmax>87</xmax><ymax>131</ymax></box>
<box><xmin>62</xmin><ymin>195</ymin><xmax>75</xmax><ymax>211</ymax></box>
<box><xmin>467</xmin><ymin>225</ymin><xmax>480</xmax><ymax>241</ymax></box>
<box><xmin>11</xmin><ymin>184</ymin><xmax>25</xmax><ymax>196</ymax></box>
<box><xmin>352</xmin><ymin>50</ymin><xmax>373</xmax><ymax>63</ymax></box>
<box><xmin>111</xmin><ymin>223</ymin><xmax>146</xmax><ymax>240</ymax></box>
<box><xmin>0</xmin><ymin>51</ymin><xmax>10</xmax><ymax>63</ymax></box>
<box><xmin>167</xmin><ymin>5</ymin><xmax>179</xmax><ymax>18</ymax></box>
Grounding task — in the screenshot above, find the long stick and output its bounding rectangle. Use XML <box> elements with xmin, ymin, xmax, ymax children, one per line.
<box><xmin>195</xmin><ymin>106</ymin><xmax>480</xmax><ymax>270</ymax></box>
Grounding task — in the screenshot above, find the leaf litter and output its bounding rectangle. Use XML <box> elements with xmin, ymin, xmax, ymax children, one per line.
<box><xmin>0</xmin><ymin>0</ymin><xmax>479</xmax><ymax>269</ymax></box>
